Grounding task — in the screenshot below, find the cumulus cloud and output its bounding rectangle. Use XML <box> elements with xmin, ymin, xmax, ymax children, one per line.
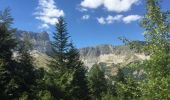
<box><xmin>80</xmin><ymin>0</ymin><xmax>140</xmax><ymax>12</ymax></box>
<box><xmin>82</xmin><ymin>15</ymin><xmax>90</xmax><ymax>20</ymax></box>
<box><xmin>81</xmin><ymin>0</ymin><xmax>103</xmax><ymax>9</ymax></box>
<box><xmin>34</xmin><ymin>0</ymin><xmax>64</xmax><ymax>29</ymax></box>
<box><xmin>123</xmin><ymin>15</ymin><xmax>142</xmax><ymax>23</ymax></box>
<box><xmin>106</xmin><ymin>15</ymin><xmax>123</xmax><ymax>24</ymax></box>
<box><xmin>97</xmin><ymin>14</ymin><xmax>141</xmax><ymax>24</ymax></box>
<box><xmin>97</xmin><ymin>15</ymin><xmax>123</xmax><ymax>24</ymax></box>
<box><xmin>39</xmin><ymin>23</ymin><xmax>50</xmax><ymax>29</ymax></box>
<box><xmin>97</xmin><ymin>17</ymin><xmax>106</xmax><ymax>24</ymax></box>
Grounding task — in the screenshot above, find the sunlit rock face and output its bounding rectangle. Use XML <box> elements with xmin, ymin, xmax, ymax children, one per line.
<box><xmin>79</xmin><ymin>44</ymin><xmax>149</xmax><ymax>68</ymax></box>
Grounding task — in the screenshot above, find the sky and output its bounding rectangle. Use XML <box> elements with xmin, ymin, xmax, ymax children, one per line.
<box><xmin>0</xmin><ymin>0</ymin><xmax>170</xmax><ymax>48</ymax></box>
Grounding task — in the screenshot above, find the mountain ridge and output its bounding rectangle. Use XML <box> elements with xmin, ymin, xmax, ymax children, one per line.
<box><xmin>14</xmin><ymin>30</ymin><xmax>149</xmax><ymax>69</ymax></box>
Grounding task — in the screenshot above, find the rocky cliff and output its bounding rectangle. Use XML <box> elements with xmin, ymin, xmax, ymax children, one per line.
<box><xmin>79</xmin><ymin>45</ymin><xmax>149</xmax><ymax>68</ymax></box>
<box><xmin>14</xmin><ymin>30</ymin><xmax>51</xmax><ymax>53</ymax></box>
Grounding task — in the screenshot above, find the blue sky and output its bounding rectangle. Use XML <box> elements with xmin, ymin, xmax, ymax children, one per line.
<box><xmin>0</xmin><ymin>0</ymin><xmax>169</xmax><ymax>48</ymax></box>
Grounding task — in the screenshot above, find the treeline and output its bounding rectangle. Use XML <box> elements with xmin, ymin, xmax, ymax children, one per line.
<box><xmin>0</xmin><ymin>0</ymin><xmax>170</xmax><ymax>100</ymax></box>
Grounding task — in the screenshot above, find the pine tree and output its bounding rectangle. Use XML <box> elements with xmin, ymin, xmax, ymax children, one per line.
<box><xmin>16</xmin><ymin>35</ymin><xmax>38</xmax><ymax>98</ymax></box>
<box><xmin>0</xmin><ymin>8</ymin><xmax>38</xmax><ymax>99</ymax></box>
<box><xmin>88</xmin><ymin>64</ymin><xmax>107</xmax><ymax>99</ymax></box>
<box><xmin>66</xmin><ymin>43</ymin><xmax>90</xmax><ymax>100</ymax></box>
<box><xmin>50</xmin><ymin>17</ymin><xmax>70</xmax><ymax>72</ymax></box>
<box><xmin>0</xmin><ymin>8</ymin><xmax>19</xmax><ymax>99</ymax></box>
<box><xmin>0</xmin><ymin>8</ymin><xmax>13</xmax><ymax>28</ymax></box>
<box><xmin>48</xmin><ymin>17</ymin><xmax>71</xmax><ymax>99</ymax></box>
<box><xmin>48</xmin><ymin>17</ymin><xmax>90</xmax><ymax>99</ymax></box>
<box><xmin>0</xmin><ymin>24</ymin><xmax>16</xmax><ymax>61</ymax></box>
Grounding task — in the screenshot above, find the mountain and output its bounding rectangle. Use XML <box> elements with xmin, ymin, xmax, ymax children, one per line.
<box><xmin>79</xmin><ymin>44</ymin><xmax>149</xmax><ymax>68</ymax></box>
<box><xmin>13</xmin><ymin>30</ymin><xmax>149</xmax><ymax>73</ymax></box>
<box><xmin>14</xmin><ymin>30</ymin><xmax>51</xmax><ymax>53</ymax></box>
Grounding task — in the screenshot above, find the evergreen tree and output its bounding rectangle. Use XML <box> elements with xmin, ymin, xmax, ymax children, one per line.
<box><xmin>16</xmin><ymin>35</ymin><xmax>38</xmax><ymax>99</ymax></box>
<box><xmin>0</xmin><ymin>23</ymin><xmax>16</xmax><ymax>61</ymax></box>
<box><xmin>50</xmin><ymin>17</ymin><xmax>70</xmax><ymax>72</ymax></box>
<box><xmin>48</xmin><ymin>17</ymin><xmax>90</xmax><ymax>100</ymax></box>
<box><xmin>48</xmin><ymin>17</ymin><xmax>72</xmax><ymax>99</ymax></box>
<box><xmin>0</xmin><ymin>8</ymin><xmax>39</xmax><ymax>99</ymax></box>
<box><xmin>0</xmin><ymin>9</ymin><xmax>19</xmax><ymax>99</ymax></box>
<box><xmin>66</xmin><ymin>44</ymin><xmax>90</xmax><ymax>100</ymax></box>
<box><xmin>0</xmin><ymin>8</ymin><xmax>13</xmax><ymax>28</ymax></box>
<box><xmin>88</xmin><ymin>64</ymin><xmax>107</xmax><ymax>99</ymax></box>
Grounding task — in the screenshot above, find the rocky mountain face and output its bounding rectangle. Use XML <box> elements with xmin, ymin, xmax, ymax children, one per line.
<box><xmin>79</xmin><ymin>45</ymin><xmax>149</xmax><ymax>68</ymax></box>
<box><xmin>14</xmin><ymin>30</ymin><xmax>51</xmax><ymax>53</ymax></box>
<box><xmin>14</xmin><ymin>30</ymin><xmax>149</xmax><ymax>72</ymax></box>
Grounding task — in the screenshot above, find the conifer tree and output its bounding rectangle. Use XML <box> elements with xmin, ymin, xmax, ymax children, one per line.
<box><xmin>0</xmin><ymin>20</ymin><xmax>15</xmax><ymax>61</ymax></box>
<box><xmin>16</xmin><ymin>35</ymin><xmax>38</xmax><ymax>98</ymax></box>
<box><xmin>0</xmin><ymin>8</ymin><xmax>38</xmax><ymax>99</ymax></box>
<box><xmin>49</xmin><ymin>17</ymin><xmax>90</xmax><ymax>99</ymax></box>
<box><xmin>0</xmin><ymin>9</ymin><xmax>18</xmax><ymax>99</ymax></box>
<box><xmin>50</xmin><ymin>17</ymin><xmax>70</xmax><ymax>72</ymax></box>
<box><xmin>66</xmin><ymin>43</ymin><xmax>90</xmax><ymax>100</ymax></box>
<box><xmin>0</xmin><ymin>8</ymin><xmax>13</xmax><ymax>28</ymax></box>
<box><xmin>48</xmin><ymin>17</ymin><xmax>71</xmax><ymax>99</ymax></box>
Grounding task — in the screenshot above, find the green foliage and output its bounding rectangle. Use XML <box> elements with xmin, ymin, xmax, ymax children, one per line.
<box><xmin>101</xmin><ymin>91</ymin><xmax>116</xmax><ymax>100</ymax></box>
<box><xmin>141</xmin><ymin>0</ymin><xmax>170</xmax><ymax>54</ymax></box>
<box><xmin>88</xmin><ymin>64</ymin><xmax>107</xmax><ymax>99</ymax></box>
<box><xmin>47</xmin><ymin>17</ymin><xmax>90</xmax><ymax>100</ymax></box>
<box><xmin>0</xmin><ymin>8</ymin><xmax>41</xmax><ymax>99</ymax></box>
<box><xmin>37</xmin><ymin>90</ymin><xmax>54</xmax><ymax>100</ymax></box>
<box><xmin>0</xmin><ymin>10</ymin><xmax>19</xmax><ymax>99</ymax></box>
<box><xmin>0</xmin><ymin>8</ymin><xmax>13</xmax><ymax>27</ymax></box>
<box><xmin>15</xmin><ymin>36</ymin><xmax>39</xmax><ymax>99</ymax></box>
<box><xmin>119</xmin><ymin>0</ymin><xmax>170</xmax><ymax>99</ymax></box>
<box><xmin>128</xmin><ymin>0</ymin><xmax>170</xmax><ymax>99</ymax></box>
<box><xmin>66</xmin><ymin>44</ymin><xmax>90</xmax><ymax>100</ymax></box>
<box><xmin>19</xmin><ymin>92</ymin><xmax>29</xmax><ymax>100</ymax></box>
<box><xmin>50</xmin><ymin>17</ymin><xmax>70</xmax><ymax>71</ymax></box>
<box><xmin>0</xmin><ymin>23</ymin><xmax>16</xmax><ymax>61</ymax></box>
<box><xmin>140</xmin><ymin>77</ymin><xmax>170</xmax><ymax>100</ymax></box>
<box><xmin>114</xmin><ymin>68</ymin><xmax>142</xmax><ymax>100</ymax></box>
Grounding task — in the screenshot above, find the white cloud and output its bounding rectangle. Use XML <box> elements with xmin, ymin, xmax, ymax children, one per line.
<box><xmin>80</xmin><ymin>0</ymin><xmax>140</xmax><ymax>12</ymax></box>
<box><xmin>123</xmin><ymin>15</ymin><xmax>142</xmax><ymax>23</ymax></box>
<box><xmin>34</xmin><ymin>0</ymin><xmax>64</xmax><ymax>29</ymax></box>
<box><xmin>82</xmin><ymin>15</ymin><xmax>90</xmax><ymax>20</ymax></box>
<box><xmin>97</xmin><ymin>17</ymin><xmax>106</xmax><ymax>24</ymax></box>
<box><xmin>97</xmin><ymin>15</ymin><xmax>123</xmax><ymax>24</ymax></box>
<box><xmin>39</xmin><ymin>23</ymin><xmax>50</xmax><ymax>29</ymax></box>
<box><xmin>97</xmin><ymin>14</ymin><xmax>142</xmax><ymax>24</ymax></box>
<box><xmin>81</xmin><ymin>0</ymin><xmax>103</xmax><ymax>9</ymax></box>
<box><xmin>106</xmin><ymin>15</ymin><xmax>123</xmax><ymax>24</ymax></box>
<box><xmin>103</xmin><ymin>0</ymin><xmax>139</xmax><ymax>12</ymax></box>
